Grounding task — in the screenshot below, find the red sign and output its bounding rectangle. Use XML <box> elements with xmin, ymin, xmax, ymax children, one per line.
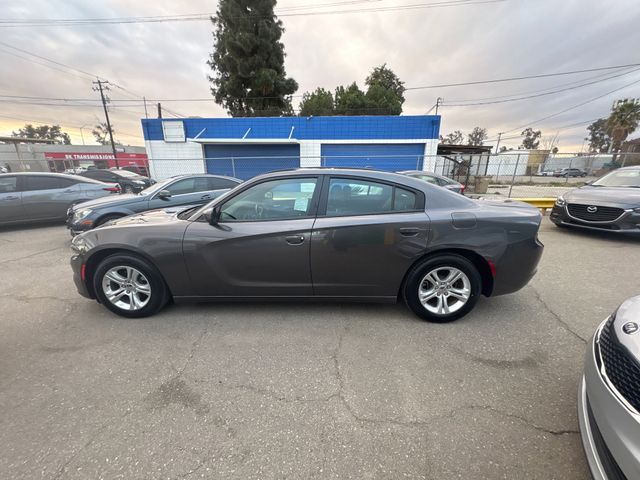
<box><xmin>44</xmin><ymin>151</ymin><xmax>148</xmax><ymax>168</ymax></box>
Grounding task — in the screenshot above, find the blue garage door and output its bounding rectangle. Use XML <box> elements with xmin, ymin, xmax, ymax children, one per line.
<box><xmin>205</xmin><ymin>144</ymin><xmax>300</xmax><ymax>180</ymax></box>
<box><xmin>321</xmin><ymin>144</ymin><xmax>425</xmax><ymax>171</ymax></box>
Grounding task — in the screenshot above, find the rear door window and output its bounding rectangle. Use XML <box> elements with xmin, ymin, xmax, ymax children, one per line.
<box><xmin>325</xmin><ymin>178</ymin><xmax>420</xmax><ymax>216</ymax></box>
<box><xmin>24</xmin><ymin>176</ymin><xmax>64</xmax><ymax>191</ymax></box>
<box><xmin>208</xmin><ymin>177</ymin><xmax>240</xmax><ymax>190</ymax></box>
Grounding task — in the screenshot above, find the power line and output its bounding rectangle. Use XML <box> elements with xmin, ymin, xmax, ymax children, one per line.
<box><xmin>405</xmin><ymin>62</ymin><xmax>640</xmax><ymax>90</ymax></box>
<box><xmin>0</xmin><ymin>0</ymin><xmax>505</xmax><ymax>27</ymax></box>
<box><xmin>443</xmin><ymin>67</ymin><xmax>640</xmax><ymax>106</ymax></box>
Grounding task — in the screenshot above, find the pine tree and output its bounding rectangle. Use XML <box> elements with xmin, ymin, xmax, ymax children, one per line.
<box><xmin>208</xmin><ymin>0</ymin><xmax>298</xmax><ymax>117</ymax></box>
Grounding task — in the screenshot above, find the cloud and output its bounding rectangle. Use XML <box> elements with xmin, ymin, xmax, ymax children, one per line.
<box><xmin>1</xmin><ymin>0</ymin><xmax>639</xmax><ymax>151</ymax></box>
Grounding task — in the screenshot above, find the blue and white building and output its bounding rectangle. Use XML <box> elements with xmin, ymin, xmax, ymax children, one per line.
<box><xmin>141</xmin><ymin>115</ymin><xmax>440</xmax><ymax>180</ymax></box>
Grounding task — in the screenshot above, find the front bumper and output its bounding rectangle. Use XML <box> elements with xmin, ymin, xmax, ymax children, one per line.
<box><xmin>578</xmin><ymin>321</ymin><xmax>640</xmax><ymax>479</ymax></box>
<box><xmin>66</xmin><ymin>207</ymin><xmax>96</xmax><ymax>236</ymax></box>
<box><xmin>551</xmin><ymin>205</ymin><xmax>640</xmax><ymax>234</ymax></box>
<box><xmin>70</xmin><ymin>253</ymin><xmax>92</xmax><ymax>299</ymax></box>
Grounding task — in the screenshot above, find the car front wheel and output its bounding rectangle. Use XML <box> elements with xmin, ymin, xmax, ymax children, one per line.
<box><xmin>93</xmin><ymin>254</ymin><xmax>169</xmax><ymax>318</ymax></box>
<box><xmin>403</xmin><ymin>254</ymin><xmax>482</xmax><ymax>322</ymax></box>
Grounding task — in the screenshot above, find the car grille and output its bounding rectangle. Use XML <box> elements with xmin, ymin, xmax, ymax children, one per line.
<box><xmin>567</xmin><ymin>203</ymin><xmax>625</xmax><ymax>222</ymax></box>
<box><xmin>599</xmin><ymin>317</ymin><xmax>640</xmax><ymax>413</ymax></box>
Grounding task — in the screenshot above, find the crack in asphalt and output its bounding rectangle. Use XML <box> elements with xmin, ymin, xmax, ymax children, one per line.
<box><xmin>0</xmin><ymin>246</ymin><xmax>66</xmax><ymax>265</ymax></box>
<box><xmin>531</xmin><ymin>287</ymin><xmax>587</xmax><ymax>344</ymax></box>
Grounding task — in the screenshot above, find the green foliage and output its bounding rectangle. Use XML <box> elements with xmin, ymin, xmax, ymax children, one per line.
<box><xmin>207</xmin><ymin>0</ymin><xmax>298</xmax><ymax>117</ymax></box>
<box><xmin>585</xmin><ymin>118</ymin><xmax>611</xmax><ymax>153</ymax></box>
<box><xmin>298</xmin><ymin>64</ymin><xmax>405</xmax><ymax>116</ymax></box>
<box><xmin>11</xmin><ymin>124</ymin><xmax>71</xmax><ymax>144</ymax></box>
<box><xmin>299</xmin><ymin>88</ymin><xmax>334</xmax><ymax>116</ymax></box>
<box><xmin>92</xmin><ymin>122</ymin><xmax>120</xmax><ymax>146</ymax></box>
<box><xmin>467</xmin><ymin>127</ymin><xmax>488</xmax><ymax>146</ymax></box>
<box><xmin>520</xmin><ymin>127</ymin><xmax>542</xmax><ymax>150</ymax></box>
<box><xmin>606</xmin><ymin>99</ymin><xmax>640</xmax><ymax>152</ymax></box>
<box><xmin>441</xmin><ymin>130</ymin><xmax>464</xmax><ymax>144</ymax></box>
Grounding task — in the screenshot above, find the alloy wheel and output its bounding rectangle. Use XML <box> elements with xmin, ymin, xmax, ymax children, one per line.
<box><xmin>101</xmin><ymin>266</ymin><xmax>151</xmax><ymax>311</ymax></box>
<box><xmin>418</xmin><ymin>267</ymin><xmax>471</xmax><ymax>315</ymax></box>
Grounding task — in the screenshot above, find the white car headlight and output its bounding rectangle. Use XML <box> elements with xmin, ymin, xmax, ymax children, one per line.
<box><xmin>73</xmin><ymin>208</ymin><xmax>92</xmax><ymax>222</ymax></box>
<box><xmin>555</xmin><ymin>195</ymin><xmax>566</xmax><ymax>207</ymax></box>
<box><xmin>133</xmin><ymin>180</ymin><xmax>145</xmax><ymax>185</ymax></box>
<box><xmin>70</xmin><ymin>235</ymin><xmax>89</xmax><ymax>254</ymax></box>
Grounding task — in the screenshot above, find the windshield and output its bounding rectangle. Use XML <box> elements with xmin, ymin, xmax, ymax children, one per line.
<box><xmin>112</xmin><ymin>169</ymin><xmax>141</xmax><ymax>178</ymax></box>
<box><xmin>592</xmin><ymin>169</ymin><xmax>640</xmax><ymax>187</ymax></box>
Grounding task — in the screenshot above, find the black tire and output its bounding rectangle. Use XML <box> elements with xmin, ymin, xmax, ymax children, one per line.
<box><xmin>403</xmin><ymin>254</ymin><xmax>482</xmax><ymax>323</ymax></box>
<box><xmin>93</xmin><ymin>253</ymin><xmax>169</xmax><ymax>318</ymax></box>
<box><xmin>95</xmin><ymin>213</ymin><xmax>124</xmax><ymax>227</ymax></box>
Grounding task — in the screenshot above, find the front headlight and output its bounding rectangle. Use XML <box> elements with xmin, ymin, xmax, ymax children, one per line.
<box><xmin>633</xmin><ymin>207</ymin><xmax>640</xmax><ymax>213</ymax></box>
<box><xmin>70</xmin><ymin>235</ymin><xmax>89</xmax><ymax>254</ymax></box>
<box><xmin>73</xmin><ymin>208</ymin><xmax>93</xmax><ymax>222</ymax></box>
<box><xmin>133</xmin><ymin>180</ymin><xmax>145</xmax><ymax>185</ymax></box>
<box><xmin>555</xmin><ymin>195</ymin><xmax>566</xmax><ymax>207</ymax></box>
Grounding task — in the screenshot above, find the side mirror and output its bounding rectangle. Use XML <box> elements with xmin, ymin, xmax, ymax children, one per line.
<box><xmin>158</xmin><ymin>189</ymin><xmax>171</xmax><ymax>200</ymax></box>
<box><xmin>209</xmin><ymin>206</ymin><xmax>221</xmax><ymax>226</ymax></box>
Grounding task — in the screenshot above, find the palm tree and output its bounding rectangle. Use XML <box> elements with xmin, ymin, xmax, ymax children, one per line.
<box><xmin>606</xmin><ymin>99</ymin><xmax>640</xmax><ymax>152</ymax></box>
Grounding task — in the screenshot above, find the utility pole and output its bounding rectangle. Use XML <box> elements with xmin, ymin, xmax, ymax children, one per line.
<box><xmin>143</xmin><ymin>96</ymin><xmax>149</xmax><ymax>119</ymax></box>
<box><xmin>494</xmin><ymin>132</ymin><xmax>503</xmax><ymax>154</ymax></box>
<box><xmin>93</xmin><ymin>79</ymin><xmax>119</xmax><ymax>169</ymax></box>
<box><xmin>157</xmin><ymin>102</ymin><xmax>163</xmax><ymax>119</ymax></box>
<box><xmin>435</xmin><ymin>97</ymin><xmax>443</xmax><ymax>115</ymax></box>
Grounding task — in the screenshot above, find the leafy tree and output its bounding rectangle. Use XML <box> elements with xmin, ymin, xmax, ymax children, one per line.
<box><xmin>467</xmin><ymin>127</ymin><xmax>488</xmax><ymax>146</ymax></box>
<box><xmin>92</xmin><ymin>122</ymin><xmax>120</xmax><ymax>146</ymax></box>
<box><xmin>520</xmin><ymin>127</ymin><xmax>542</xmax><ymax>149</ymax></box>
<box><xmin>364</xmin><ymin>64</ymin><xmax>405</xmax><ymax>115</ymax></box>
<box><xmin>334</xmin><ymin>83</ymin><xmax>368</xmax><ymax>115</ymax></box>
<box><xmin>606</xmin><ymin>99</ymin><xmax>640</xmax><ymax>152</ymax></box>
<box><xmin>585</xmin><ymin>118</ymin><xmax>611</xmax><ymax>153</ymax></box>
<box><xmin>11</xmin><ymin>124</ymin><xmax>71</xmax><ymax>144</ymax></box>
<box><xmin>299</xmin><ymin>88</ymin><xmax>334</xmax><ymax>116</ymax></box>
<box><xmin>441</xmin><ymin>130</ymin><xmax>464</xmax><ymax>144</ymax></box>
<box><xmin>208</xmin><ymin>0</ymin><xmax>298</xmax><ymax>117</ymax></box>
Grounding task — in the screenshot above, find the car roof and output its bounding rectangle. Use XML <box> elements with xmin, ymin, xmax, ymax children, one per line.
<box><xmin>0</xmin><ymin>171</ymin><xmax>84</xmax><ymax>180</ymax></box>
<box><xmin>167</xmin><ymin>173</ymin><xmax>242</xmax><ymax>182</ymax></box>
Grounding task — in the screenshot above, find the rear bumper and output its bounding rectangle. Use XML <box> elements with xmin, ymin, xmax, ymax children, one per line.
<box><xmin>491</xmin><ymin>235</ymin><xmax>544</xmax><ymax>296</ymax></box>
<box><xmin>578</xmin><ymin>321</ymin><xmax>640</xmax><ymax>479</ymax></box>
<box><xmin>70</xmin><ymin>254</ymin><xmax>92</xmax><ymax>299</ymax></box>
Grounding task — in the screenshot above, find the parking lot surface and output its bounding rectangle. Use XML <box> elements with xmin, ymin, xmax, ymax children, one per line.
<box><xmin>1</xmin><ymin>220</ymin><xmax>638</xmax><ymax>479</ymax></box>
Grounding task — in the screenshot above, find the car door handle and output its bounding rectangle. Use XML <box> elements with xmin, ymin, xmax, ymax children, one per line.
<box><xmin>285</xmin><ymin>235</ymin><xmax>305</xmax><ymax>245</ymax></box>
<box><xmin>2</xmin><ymin>195</ymin><xmax>19</xmax><ymax>201</ymax></box>
<box><xmin>399</xmin><ymin>227</ymin><xmax>424</xmax><ymax>236</ymax></box>
<box><xmin>201</xmin><ymin>194</ymin><xmax>211</xmax><ymax>199</ymax></box>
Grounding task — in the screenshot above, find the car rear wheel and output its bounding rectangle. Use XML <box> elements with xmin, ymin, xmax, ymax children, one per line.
<box><xmin>403</xmin><ymin>254</ymin><xmax>482</xmax><ymax>322</ymax></box>
<box><xmin>93</xmin><ymin>254</ymin><xmax>169</xmax><ymax>318</ymax></box>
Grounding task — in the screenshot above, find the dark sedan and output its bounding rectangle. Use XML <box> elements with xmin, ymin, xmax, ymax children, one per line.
<box><xmin>80</xmin><ymin>169</ymin><xmax>153</xmax><ymax>193</ymax></box>
<box><xmin>0</xmin><ymin>172</ymin><xmax>119</xmax><ymax>227</ymax></box>
<box><xmin>67</xmin><ymin>174</ymin><xmax>241</xmax><ymax>235</ymax></box>
<box><xmin>551</xmin><ymin>166</ymin><xmax>640</xmax><ymax>234</ymax></box>
<box><xmin>399</xmin><ymin>170</ymin><xmax>465</xmax><ymax>194</ymax></box>
<box><xmin>70</xmin><ymin>168</ymin><xmax>543</xmax><ymax>321</ymax></box>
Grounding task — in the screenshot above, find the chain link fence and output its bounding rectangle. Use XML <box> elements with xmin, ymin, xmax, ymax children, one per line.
<box><xmin>2</xmin><ymin>151</ymin><xmax>639</xmax><ymax>199</ymax></box>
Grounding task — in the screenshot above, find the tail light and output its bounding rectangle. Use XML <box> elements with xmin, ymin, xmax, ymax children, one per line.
<box><xmin>103</xmin><ymin>185</ymin><xmax>120</xmax><ymax>193</ymax></box>
<box><xmin>460</xmin><ymin>185</ymin><xmax>465</xmax><ymax>194</ymax></box>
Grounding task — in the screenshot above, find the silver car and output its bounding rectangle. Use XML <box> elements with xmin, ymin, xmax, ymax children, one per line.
<box><xmin>579</xmin><ymin>295</ymin><xmax>640</xmax><ymax>479</ymax></box>
<box><xmin>398</xmin><ymin>170</ymin><xmax>465</xmax><ymax>194</ymax></box>
<box><xmin>0</xmin><ymin>172</ymin><xmax>120</xmax><ymax>226</ymax></box>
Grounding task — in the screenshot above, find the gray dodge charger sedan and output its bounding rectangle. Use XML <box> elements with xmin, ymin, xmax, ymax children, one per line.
<box><xmin>70</xmin><ymin>168</ymin><xmax>544</xmax><ymax>321</ymax></box>
<box><xmin>579</xmin><ymin>296</ymin><xmax>640</xmax><ymax>479</ymax></box>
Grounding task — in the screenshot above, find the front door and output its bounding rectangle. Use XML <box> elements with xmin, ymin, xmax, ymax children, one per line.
<box><xmin>183</xmin><ymin>176</ymin><xmax>320</xmax><ymax>298</ymax></box>
<box><xmin>310</xmin><ymin>176</ymin><xmax>429</xmax><ymax>298</ymax></box>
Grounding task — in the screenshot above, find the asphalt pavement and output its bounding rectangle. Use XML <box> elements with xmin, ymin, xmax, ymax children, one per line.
<box><xmin>0</xmin><ymin>220</ymin><xmax>638</xmax><ymax>479</ymax></box>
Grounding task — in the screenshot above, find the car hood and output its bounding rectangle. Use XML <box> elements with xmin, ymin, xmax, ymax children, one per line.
<box><xmin>611</xmin><ymin>295</ymin><xmax>640</xmax><ymax>366</ymax></box>
<box><xmin>564</xmin><ymin>186</ymin><xmax>640</xmax><ymax>208</ymax></box>
<box><xmin>72</xmin><ymin>193</ymin><xmax>143</xmax><ymax>210</ymax></box>
<box><xmin>104</xmin><ymin>204</ymin><xmax>196</xmax><ymax>227</ymax></box>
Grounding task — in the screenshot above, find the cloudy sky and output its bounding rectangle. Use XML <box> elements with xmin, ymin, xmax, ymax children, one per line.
<box><xmin>1</xmin><ymin>0</ymin><xmax>639</xmax><ymax>151</ymax></box>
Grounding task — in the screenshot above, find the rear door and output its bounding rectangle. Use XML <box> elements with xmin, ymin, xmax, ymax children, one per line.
<box><xmin>22</xmin><ymin>175</ymin><xmax>79</xmax><ymax>220</ymax></box>
<box><xmin>0</xmin><ymin>176</ymin><xmax>23</xmax><ymax>224</ymax></box>
<box><xmin>183</xmin><ymin>176</ymin><xmax>320</xmax><ymax>297</ymax></box>
<box><xmin>310</xmin><ymin>176</ymin><xmax>429</xmax><ymax>298</ymax></box>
